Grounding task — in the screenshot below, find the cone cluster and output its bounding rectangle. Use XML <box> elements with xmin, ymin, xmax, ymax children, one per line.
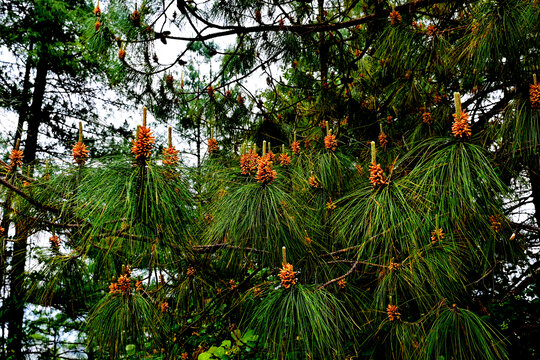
<box><xmin>72</xmin><ymin>142</ymin><xmax>89</xmax><ymax>165</ymax></box>
<box><xmin>326</xmin><ymin>199</ymin><xmax>336</xmax><ymax>210</ymax></box>
<box><xmin>530</xmin><ymin>83</ymin><xmax>540</xmax><ymax>109</ymax></box>
<box><xmin>109</xmin><ymin>268</ymin><xmax>133</xmax><ymax>296</ymax></box>
<box><xmin>8</xmin><ymin>148</ymin><xmax>24</xmax><ymax>171</ymax></box>
<box><xmin>279</xmin><ymin>263</ymin><xmax>296</xmax><ymax>289</ymax></box>
<box><xmin>186</xmin><ymin>267</ymin><xmax>196</xmax><ymax>277</ymax></box>
<box><xmin>291</xmin><ymin>141</ymin><xmax>300</xmax><ymax>155</ymax></box>
<box><xmin>49</xmin><ymin>235</ymin><xmax>61</xmax><ymax>249</ymax></box>
<box><xmin>324</xmin><ymin>134</ymin><xmax>338</xmax><ymax>151</ymax></box>
<box><xmin>256</xmin><ymin>155</ymin><xmax>277</xmax><ymax>185</ymax></box>
<box><xmin>423</xmin><ymin>112</ymin><xmax>432</xmax><ymax>124</ymax></box>
<box><xmin>208</xmin><ymin>138</ymin><xmax>218</xmax><ymax>154</ymax></box>
<box><xmin>131</xmin><ymin>126</ymin><xmax>155</xmax><ymax>160</ymax></box>
<box><xmin>378</xmin><ymin>132</ymin><xmax>388</xmax><ymax>148</ymax></box>
<box><xmin>451</xmin><ymin>110</ymin><xmax>472</xmax><ymax>139</ymax></box>
<box><xmin>489</xmin><ymin>215</ymin><xmax>502</xmax><ymax>232</ymax></box>
<box><xmin>160</xmin><ymin>301</ymin><xmax>169</xmax><ymax>313</ymax></box>
<box><xmin>369</xmin><ymin>162</ymin><xmax>388</xmax><ymax>187</ymax></box>
<box><xmin>431</xmin><ymin>228</ymin><xmax>444</xmax><ymax>244</ymax></box>
<box><xmin>279</xmin><ymin>153</ymin><xmax>291</xmax><ymax>167</ymax></box>
<box><xmin>387</xmin><ymin>304</ymin><xmax>401</xmax><ymax>321</ymax></box>
<box><xmin>337</xmin><ymin>278</ymin><xmax>347</xmax><ymax>289</ymax></box>
<box><xmin>240</xmin><ymin>149</ymin><xmax>259</xmax><ymax>175</ymax></box>
<box><xmin>388</xmin><ymin>262</ymin><xmax>401</xmax><ymax>271</ymax></box>
<box><xmin>308</xmin><ymin>174</ymin><xmax>320</xmax><ymax>188</ymax></box>
<box><xmin>389</xmin><ymin>10</ymin><xmax>402</xmax><ymax>25</ymax></box>
<box><xmin>163</xmin><ymin>146</ymin><xmax>179</xmax><ymax>166</ymax></box>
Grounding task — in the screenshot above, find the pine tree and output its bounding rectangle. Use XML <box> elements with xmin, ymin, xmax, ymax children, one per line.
<box><xmin>2</xmin><ymin>0</ymin><xmax>540</xmax><ymax>359</ymax></box>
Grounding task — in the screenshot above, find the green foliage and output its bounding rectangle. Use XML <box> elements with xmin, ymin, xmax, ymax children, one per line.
<box><xmin>2</xmin><ymin>0</ymin><xmax>540</xmax><ymax>359</ymax></box>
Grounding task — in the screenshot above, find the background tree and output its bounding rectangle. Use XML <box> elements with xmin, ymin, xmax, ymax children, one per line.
<box><xmin>0</xmin><ymin>0</ymin><xmax>140</xmax><ymax>357</ymax></box>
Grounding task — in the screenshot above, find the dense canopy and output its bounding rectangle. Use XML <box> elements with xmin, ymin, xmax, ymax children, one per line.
<box><xmin>1</xmin><ymin>0</ymin><xmax>539</xmax><ymax>359</ymax></box>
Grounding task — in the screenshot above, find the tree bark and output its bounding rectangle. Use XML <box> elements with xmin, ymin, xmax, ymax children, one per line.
<box><xmin>23</xmin><ymin>55</ymin><xmax>48</xmax><ymax>164</ymax></box>
<box><xmin>13</xmin><ymin>41</ymin><xmax>34</xmax><ymax>148</ymax></box>
<box><xmin>5</xmin><ymin>219</ymin><xmax>31</xmax><ymax>359</ymax></box>
<box><xmin>5</xmin><ymin>52</ymin><xmax>48</xmax><ymax>359</ymax></box>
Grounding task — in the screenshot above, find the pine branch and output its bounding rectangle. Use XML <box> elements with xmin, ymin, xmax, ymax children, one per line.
<box><xmin>511</xmin><ymin>221</ymin><xmax>540</xmax><ymax>234</ymax></box>
<box><xmin>192</xmin><ymin>243</ymin><xmax>270</xmax><ymax>254</ymax></box>
<box><xmin>0</xmin><ymin>176</ymin><xmax>60</xmax><ymax>214</ymax></box>
<box><xmin>126</xmin><ymin>0</ymin><xmax>456</xmax><ymax>43</ymax></box>
<box><xmin>317</xmin><ymin>260</ymin><xmax>358</xmax><ymax>290</ymax></box>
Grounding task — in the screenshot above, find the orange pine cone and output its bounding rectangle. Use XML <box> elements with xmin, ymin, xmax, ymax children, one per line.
<box><xmin>72</xmin><ymin>142</ymin><xmax>89</xmax><ymax>165</ymax></box>
<box><xmin>208</xmin><ymin>138</ymin><xmax>218</xmax><ymax>154</ymax></box>
<box><xmin>131</xmin><ymin>10</ymin><xmax>141</xmax><ymax>26</ymax></box>
<box><xmin>387</xmin><ymin>304</ymin><xmax>401</xmax><ymax>321</ymax></box>
<box><xmin>489</xmin><ymin>215</ymin><xmax>503</xmax><ymax>232</ymax></box>
<box><xmin>8</xmin><ymin>148</ymin><xmax>24</xmax><ymax>171</ymax></box>
<box><xmin>324</xmin><ymin>134</ymin><xmax>338</xmax><ymax>151</ymax></box>
<box><xmin>422</xmin><ymin>112</ymin><xmax>432</xmax><ymax>125</ymax></box>
<box><xmin>49</xmin><ymin>235</ymin><xmax>61</xmax><ymax>249</ymax></box>
<box><xmin>94</xmin><ymin>4</ymin><xmax>101</xmax><ymax>17</ymax></box>
<box><xmin>117</xmin><ymin>274</ymin><xmax>131</xmax><ymax>296</ymax></box>
<box><xmin>240</xmin><ymin>150</ymin><xmax>259</xmax><ymax>175</ymax></box>
<box><xmin>135</xmin><ymin>279</ymin><xmax>144</xmax><ymax>292</ymax></box>
<box><xmin>279</xmin><ymin>263</ymin><xmax>296</xmax><ymax>289</ymax></box>
<box><xmin>186</xmin><ymin>267</ymin><xmax>196</xmax><ymax>277</ymax></box>
<box><xmin>378</xmin><ymin>132</ymin><xmax>388</xmax><ymax>148</ymax></box>
<box><xmin>369</xmin><ymin>162</ymin><xmax>388</xmax><ymax>188</ymax></box>
<box><xmin>266</xmin><ymin>150</ymin><xmax>276</xmax><ymax>162</ymax></box>
<box><xmin>160</xmin><ymin>301</ymin><xmax>169</xmax><ymax>313</ymax></box>
<box><xmin>431</xmin><ymin>228</ymin><xmax>444</xmax><ymax>244</ymax></box>
<box><xmin>109</xmin><ymin>281</ymin><xmax>119</xmax><ymax>294</ymax></box>
<box><xmin>337</xmin><ymin>278</ymin><xmax>347</xmax><ymax>289</ymax></box>
<box><xmin>308</xmin><ymin>174</ymin><xmax>320</xmax><ymax>188</ymax></box>
<box><xmin>389</xmin><ymin>10</ymin><xmax>402</xmax><ymax>25</ymax></box>
<box><xmin>451</xmin><ymin>110</ymin><xmax>472</xmax><ymax>139</ymax></box>
<box><xmin>279</xmin><ymin>153</ymin><xmax>291</xmax><ymax>167</ymax></box>
<box><xmin>427</xmin><ymin>24</ymin><xmax>437</xmax><ymax>36</ymax></box>
<box><xmin>256</xmin><ymin>156</ymin><xmax>277</xmax><ymax>185</ymax></box>
<box><xmin>95</xmin><ymin>20</ymin><xmax>101</xmax><ymax>31</ymax></box>
<box><xmin>131</xmin><ymin>126</ymin><xmax>155</xmax><ymax>160</ymax></box>
<box><xmin>530</xmin><ymin>83</ymin><xmax>540</xmax><ymax>109</ymax></box>
<box><xmin>291</xmin><ymin>141</ymin><xmax>301</xmax><ymax>155</ymax></box>
<box><xmin>208</xmin><ymin>86</ymin><xmax>215</xmax><ymax>98</ymax></box>
<box><xmin>118</xmin><ymin>48</ymin><xmax>126</xmax><ymax>60</ymax></box>
<box><xmin>326</xmin><ymin>199</ymin><xmax>336</xmax><ymax>210</ymax></box>
<box><xmin>162</xmin><ymin>146</ymin><xmax>179</xmax><ymax>166</ymax></box>
<box><xmin>0</xmin><ymin>226</ymin><xmax>4</xmax><ymax>236</ymax></box>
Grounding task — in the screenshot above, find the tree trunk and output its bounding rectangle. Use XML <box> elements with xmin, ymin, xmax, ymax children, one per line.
<box><xmin>529</xmin><ymin>169</ymin><xmax>540</xmax><ymax>227</ymax></box>
<box><xmin>23</xmin><ymin>55</ymin><xmax>48</xmax><ymax>164</ymax></box>
<box><xmin>318</xmin><ymin>0</ymin><xmax>329</xmax><ymax>128</ymax></box>
<box><xmin>13</xmin><ymin>41</ymin><xmax>34</xmax><ymax>148</ymax></box>
<box><xmin>5</xmin><ymin>53</ymin><xmax>48</xmax><ymax>359</ymax></box>
<box><xmin>5</xmin><ymin>219</ymin><xmax>31</xmax><ymax>359</ymax></box>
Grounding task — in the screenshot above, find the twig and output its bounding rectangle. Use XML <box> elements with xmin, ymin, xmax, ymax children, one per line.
<box><xmin>317</xmin><ymin>260</ymin><xmax>359</xmax><ymax>290</ymax></box>
<box><xmin>511</xmin><ymin>221</ymin><xmax>540</xmax><ymax>233</ymax></box>
<box><xmin>0</xmin><ymin>177</ymin><xmax>60</xmax><ymax>214</ymax></box>
<box><xmin>192</xmin><ymin>243</ymin><xmax>270</xmax><ymax>254</ymax></box>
